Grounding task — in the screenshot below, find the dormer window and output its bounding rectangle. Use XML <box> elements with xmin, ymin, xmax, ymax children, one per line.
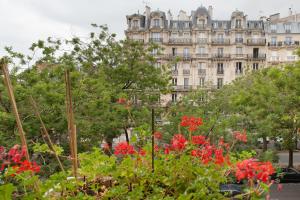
<box><xmin>270</xmin><ymin>24</ymin><xmax>277</xmax><ymax>32</ymax></box>
<box><xmin>154</xmin><ymin>19</ymin><xmax>160</xmax><ymax>27</ymax></box>
<box><xmin>284</xmin><ymin>24</ymin><xmax>292</xmax><ymax>33</ymax></box>
<box><xmin>198</xmin><ymin>19</ymin><xmax>205</xmax><ymax>25</ymax></box>
<box><xmin>236</xmin><ymin>19</ymin><xmax>242</xmax><ymax>28</ymax></box>
<box><xmin>133</xmin><ymin>20</ymin><xmax>139</xmax><ymax>28</ymax></box>
<box><xmin>184</xmin><ymin>22</ymin><xmax>189</xmax><ymax>28</ymax></box>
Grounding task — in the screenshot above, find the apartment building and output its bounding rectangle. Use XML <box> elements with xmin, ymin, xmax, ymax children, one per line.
<box><xmin>265</xmin><ymin>10</ymin><xmax>300</xmax><ymax>65</ymax></box>
<box><xmin>125</xmin><ymin>6</ymin><xmax>299</xmax><ymax>105</ymax></box>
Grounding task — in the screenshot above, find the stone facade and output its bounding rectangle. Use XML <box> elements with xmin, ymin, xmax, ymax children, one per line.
<box><xmin>125</xmin><ymin>6</ymin><xmax>300</xmax><ymax>105</ymax></box>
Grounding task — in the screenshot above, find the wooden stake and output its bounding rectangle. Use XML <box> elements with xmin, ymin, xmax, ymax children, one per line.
<box><xmin>64</xmin><ymin>70</ymin><xmax>78</xmax><ymax>178</ymax></box>
<box><xmin>30</xmin><ymin>96</ymin><xmax>65</xmax><ymax>173</ymax></box>
<box><xmin>0</xmin><ymin>59</ymin><xmax>30</xmax><ymax>161</ymax></box>
<box><xmin>151</xmin><ymin>108</ymin><xmax>155</xmax><ymax>172</ymax></box>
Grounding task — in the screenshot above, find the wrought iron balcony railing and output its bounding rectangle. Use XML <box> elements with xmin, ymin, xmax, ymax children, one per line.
<box><xmin>149</xmin><ymin>38</ymin><xmax>163</xmax><ymax>43</ymax></box>
<box><xmin>211</xmin><ymin>38</ymin><xmax>230</xmax><ymax>45</ymax></box>
<box><xmin>247</xmin><ymin>54</ymin><xmax>266</xmax><ymax>60</ymax></box>
<box><xmin>197</xmin><ymin>38</ymin><xmax>208</xmax><ymax>44</ymax></box>
<box><xmin>198</xmin><ymin>69</ymin><xmax>206</xmax><ymax>75</ymax></box>
<box><xmin>169</xmin><ymin>38</ymin><xmax>192</xmax><ymax>44</ymax></box>
<box><xmin>247</xmin><ymin>38</ymin><xmax>266</xmax><ymax>45</ymax></box>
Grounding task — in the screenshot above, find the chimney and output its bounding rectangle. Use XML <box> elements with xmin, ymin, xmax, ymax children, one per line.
<box><xmin>208</xmin><ymin>6</ymin><xmax>213</xmax><ymax>17</ymax></box>
<box><xmin>167</xmin><ymin>10</ymin><xmax>173</xmax><ymax>26</ymax></box>
<box><xmin>289</xmin><ymin>8</ymin><xmax>292</xmax><ymax>16</ymax></box>
<box><xmin>145</xmin><ymin>6</ymin><xmax>151</xmax><ymax>27</ymax></box>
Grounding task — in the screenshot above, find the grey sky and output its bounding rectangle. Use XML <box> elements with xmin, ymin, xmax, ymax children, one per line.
<box><xmin>1</xmin><ymin>0</ymin><xmax>300</xmax><ymax>56</ymax></box>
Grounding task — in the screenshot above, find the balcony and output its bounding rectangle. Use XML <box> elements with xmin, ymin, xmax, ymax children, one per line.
<box><xmin>247</xmin><ymin>54</ymin><xmax>266</xmax><ymax>60</ymax></box>
<box><xmin>211</xmin><ymin>54</ymin><xmax>231</xmax><ymax>60</ymax></box>
<box><xmin>232</xmin><ymin>54</ymin><xmax>247</xmax><ymax>59</ymax></box>
<box><xmin>235</xmin><ymin>70</ymin><xmax>243</xmax><ymax>76</ymax></box>
<box><xmin>235</xmin><ymin>38</ymin><xmax>243</xmax><ymax>43</ymax></box>
<box><xmin>211</xmin><ymin>38</ymin><xmax>230</xmax><ymax>45</ymax></box>
<box><xmin>195</xmin><ymin>53</ymin><xmax>209</xmax><ymax>59</ymax></box>
<box><xmin>217</xmin><ymin>70</ymin><xmax>224</xmax><ymax>75</ymax></box>
<box><xmin>172</xmin><ymin>85</ymin><xmax>193</xmax><ymax>91</ymax></box>
<box><xmin>149</xmin><ymin>38</ymin><xmax>163</xmax><ymax>43</ymax></box>
<box><xmin>169</xmin><ymin>38</ymin><xmax>192</xmax><ymax>45</ymax></box>
<box><xmin>247</xmin><ymin>38</ymin><xmax>266</xmax><ymax>46</ymax></box>
<box><xmin>132</xmin><ymin>39</ymin><xmax>144</xmax><ymax>43</ymax></box>
<box><xmin>182</xmin><ymin>69</ymin><xmax>190</xmax><ymax>75</ymax></box>
<box><xmin>198</xmin><ymin>69</ymin><xmax>206</xmax><ymax>75</ymax></box>
<box><xmin>197</xmin><ymin>38</ymin><xmax>208</xmax><ymax>44</ymax></box>
<box><xmin>168</xmin><ymin>54</ymin><xmax>192</xmax><ymax>61</ymax></box>
<box><xmin>171</xmin><ymin>70</ymin><xmax>178</xmax><ymax>76</ymax></box>
<box><xmin>195</xmin><ymin>24</ymin><xmax>207</xmax><ymax>29</ymax></box>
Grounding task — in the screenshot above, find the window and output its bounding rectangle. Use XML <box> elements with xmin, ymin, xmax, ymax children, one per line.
<box><xmin>198</xmin><ymin>19</ymin><xmax>205</xmax><ymax>25</ymax></box>
<box><xmin>217</xmin><ymin>48</ymin><xmax>223</xmax><ymax>56</ymax></box>
<box><xmin>236</xmin><ymin>47</ymin><xmax>243</xmax><ymax>55</ymax></box>
<box><xmin>133</xmin><ymin>20</ymin><xmax>139</xmax><ymax>28</ymax></box>
<box><xmin>155</xmin><ymin>62</ymin><xmax>161</xmax><ymax>68</ymax></box>
<box><xmin>199</xmin><ymin>77</ymin><xmax>205</xmax><ymax>88</ymax></box>
<box><xmin>236</xmin><ymin>19</ymin><xmax>242</xmax><ymax>28</ymax></box>
<box><xmin>199</xmin><ymin>32</ymin><xmax>206</xmax><ymax>39</ymax></box>
<box><xmin>284</xmin><ymin>24</ymin><xmax>292</xmax><ymax>32</ymax></box>
<box><xmin>183</xmin><ymin>48</ymin><xmax>189</xmax><ymax>56</ymax></box>
<box><xmin>253</xmin><ymin>63</ymin><xmax>259</xmax><ymax>70</ymax></box>
<box><xmin>152</xmin><ymin>32</ymin><xmax>161</xmax><ymax>39</ymax></box>
<box><xmin>172</xmin><ymin>93</ymin><xmax>177</xmax><ymax>102</ymax></box>
<box><xmin>172</xmin><ymin>78</ymin><xmax>177</xmax><ymax>85</ymax></box>
<box><xmin>173</xmin><ymin>22</ymin><xmax>177</xmax><ymax>28</ymax></box>
<box><xmin>184</xmin><ymin>78</ymin><xmax>189</xmax><ymax>89</ymax></box>
<box><xmin>152</xmin><ymin>48</ymin><xmax>158</xmax><ymax>55</ymax></box>
<box><xmin>217</xmin><ymin>78</ymin><xmax>223</xmax><ymax>89</ymax></box>
<box><xmin>198</xmin><ymin>47</ymin><xmax>206</xmax><ymax>54</ymax></box>
<box><xmin>183</xmin><ymin>32</ymin><xmax>190</xmax><ymax>37</ymax></box>
<box><xmin>270</xmin><ymin>24</ymin><xmax>277</xmax><ymax>32</ymax></box>
<box><xmin>217</xmin><ymin>63</ymin><xmax>224</xmax><ymax>74</ymax></box>
<box><xmin>217</xmin><ymin>34</ymin><xmax>224</xmax><ymax>39</ymax></box>
<box><xmin>285</xmin><ymin>37</ymin><xmax>292</xmax><ymax>45</ymax></box>
<box><xmin>271</xmin><ymin>37</ymin><xmax>277</xmax><ymax>45</ymax></box>
<box><xmin>172</xmin><ymin>48</ymin><xmax>177</xmax><ymax>56</ymax></box>
<box><xmin>154</xmin><ymin>19</ymin><xmax>160</xmax><ymax>27</ymax></box>
<box><xmin>184</xmin><ymin>22</ymin><xmax>189</xmax><ymax>28</ymax></box>
<box><xmin>236</xmin><ymin>62</ymin><xmax>243</xmax><ymax>74</ymax></box>
<box><xmin>172</xmin><ymin>63</ymin><xmax>178</xmax><ymax>71</ymax></box>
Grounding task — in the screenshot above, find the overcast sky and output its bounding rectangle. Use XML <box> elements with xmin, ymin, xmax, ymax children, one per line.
<box><xmin>1</xmin><ymin>0</ymin><xmax>300</xmax><ymax>56</ymax></box>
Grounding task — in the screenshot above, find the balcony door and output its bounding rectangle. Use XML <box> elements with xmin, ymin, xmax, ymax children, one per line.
<box><xmin>253</xmin><ymin>48</ymin><xmax>259</xmax><ymax>58</ymax></box>
<box><xmin>184</xmin><ymin>78</ymin><xmax>189</xmax><ymax>89</ymax></box>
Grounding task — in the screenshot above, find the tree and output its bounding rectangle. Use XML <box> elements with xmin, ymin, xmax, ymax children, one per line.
<box><xmin>0</xmin><ymin>25</ymin><xmax>169</xmax><ymax>171</ymax></box>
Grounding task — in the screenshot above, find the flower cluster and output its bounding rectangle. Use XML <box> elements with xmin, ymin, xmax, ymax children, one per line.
<box><xmin>117</xmin><ymin>98</ymin><xmax>127</xmax><ymax>104</ymax></box>
<box><xmin>171</xmin><ymin>134</ymin><xmax>187</xmax><ymax>151</ymax></box>
<box><xmin>154</xmin><ymin>131</ymin><xmax>162</xmax><ymax>140</ymax></box>
<box><xmin>234</xmin><ymin>130</ymin><xmax>247</xmax><ymax>143</ymax></box>
<box><xmin>235</xmin><ymin>159</ymin><xmax>275</xmax><ymax>183</ymax></box>
<box><xmin>114</xmin><ymin>142</ymin><xmax>136</xmax><ymax>155</ymax></box>
<box><xmin>0</xmin><ymin>145</ymin><xmax>40</xmax><ymax>174</ymax></box>
<box><xmin>180</xmin><ymin>116</ymin><xmax>203</xmax><ymax>132</ymax></box>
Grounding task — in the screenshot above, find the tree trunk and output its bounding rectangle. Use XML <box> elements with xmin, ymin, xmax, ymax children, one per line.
<box><xmin>288</xmin><ymin>148</ymin><xmax>294</xmax><ymax>168</ymax></box>
<box><xmin>262</xmin><ymin>136</ymin><xmax>268</xmax><ymax>152</ymax></box>
<box><xmin>124</xmin><ymin>127</ymin><xmax>130</xmax><ymax>143</ymax></box>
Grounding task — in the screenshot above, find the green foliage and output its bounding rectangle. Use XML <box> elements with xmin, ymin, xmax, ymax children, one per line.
<box><xmin>0</xmin><ymin>184</ymin><xmax>15</xmax><ymax>200</ymax></box>
<box><xmin>33</xmin><ymin>143</ymin><xmax>64</xmax><ymax>156</ymax></box>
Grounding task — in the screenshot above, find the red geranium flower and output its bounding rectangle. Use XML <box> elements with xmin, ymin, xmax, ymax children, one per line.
<box><xmin>180</xmin><ymin>116</ymin><xmax>203</xmax><ymax>132</ymax></box>
<box><xmin>114</xmin><ymin>142</ymin><xmax>136</xmax><ymax>155</ymax></box>
<box><xmin>117</xmin><ymin>98</ymin><xmax>127</xmax><ymax>104</ymax></box>
<box><xmin>138</xmin><ymin>148</ymin><xmax>146</xmax><ymax>156</ymax></box>
<box><xmin>234</xmin><ymin>130</ymin><xmax>247</xmax><ymax>143</ymax></box>
<box><xmin>191</xmin><ymin>135</ymin><xmax>207</xmax><ymax>145</ymax></box>
<box><xmin>171</xmin><ymin>134</ymin><xmax>187</xmax><ymax>151</ymax></box>
<box><xmin>154</xmin><ymin>131</ymin><xmax>162</xmax><ymax>140</ymax></box>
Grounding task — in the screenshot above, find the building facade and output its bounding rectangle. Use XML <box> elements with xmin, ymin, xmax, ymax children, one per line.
<box><xmin>125</xmin><ymin>6</ymin><xmax>300</xmax><ymax>105</ymax></box>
